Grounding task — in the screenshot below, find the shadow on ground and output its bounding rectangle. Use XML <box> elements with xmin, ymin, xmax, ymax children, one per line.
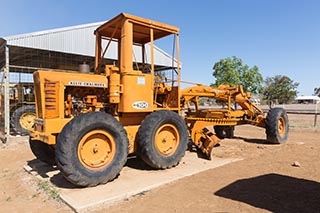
<box><xmin>27</xmin><ymin>155</ymin><xmax>158</xmax><ymax>189</ymax></box>
<box><xmin>233</xmin><ymin>136</ymin><xmax>268</xmax><ymax>144</ymax></box>
<box><xmin>27</xmin><ymin>159</ymin><xmax>80</xmax><ymax>189</ymax></box>
<box><xmin>125</xmin><ymin>155</ymin><xmax>154</xmax><ymax>170</ymax></box>
<box><xmin>27</xmin><ymin>159</ymin><xmax>57</xmax><ymax>178</ymax></box>
<box><xmin>214</xmin><ymin>173</ymin><xmax>320</xmax><ymax>213</ymax></box>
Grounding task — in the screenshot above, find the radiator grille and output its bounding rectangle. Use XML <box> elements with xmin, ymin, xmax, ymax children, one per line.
<box><xmin>44</xmin><ymin>79</ymin><xmax>59</xmax><ymax>118</ymax></box>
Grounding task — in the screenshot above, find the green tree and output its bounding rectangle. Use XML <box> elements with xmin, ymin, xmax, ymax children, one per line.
<box><xmin>314</xmin><ymin>87</ymin><xmax>320</xmax><ymax>97</ymax></box>
<box><xmin>263</xmin><ymin>75</ymin><xmax>299</xmax><ymax>105</ymax></box>
<box><xmin>212</xmin><ymin>56</ymin><xmax>263</xmax><ymax>94</ymax></box>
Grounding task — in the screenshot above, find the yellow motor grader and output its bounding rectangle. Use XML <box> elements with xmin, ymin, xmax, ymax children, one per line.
<box><xmin>29</xmin><ymin>13</ymin><xmax>289</xmax><ymax>186</ymax></box>
<box><xmin>0</xmin><ymin>83</ymin><xmax>36</xmax><ymax>135</ymax></box>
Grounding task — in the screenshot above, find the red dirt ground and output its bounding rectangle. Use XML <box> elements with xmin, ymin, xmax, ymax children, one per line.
<box><xmin>0</xmin><ymin>113</ymin><xmax>319</xmax><ymax>212</ymax></box>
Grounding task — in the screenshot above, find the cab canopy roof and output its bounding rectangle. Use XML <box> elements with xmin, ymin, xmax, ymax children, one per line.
<box><xmin>95</xmin><ymin>13</ymin><xmax>179</xmax><ymax>44</ymax></box>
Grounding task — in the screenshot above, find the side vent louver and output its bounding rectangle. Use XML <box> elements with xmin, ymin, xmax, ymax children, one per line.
<box><xmin>44</xmin><ymin>79</ymin><xmax>59</xmax><ymax>118</ymax></box>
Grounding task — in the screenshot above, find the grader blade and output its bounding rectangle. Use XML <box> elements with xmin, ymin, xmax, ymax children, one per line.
<box><xmin>201</xmin><ymin>128</ymin><xmax>221</xmax><ymax>160</ymax></box>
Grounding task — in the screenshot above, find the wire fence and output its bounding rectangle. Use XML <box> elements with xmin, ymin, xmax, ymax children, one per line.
<box><xmin>0</xmin><ymin>67</ymin><xmax>5</xmax><ymax>141</ymax></box>
<box><xmin>267</xmin><ymin>104</ymin><xmax>320</xmax><ymax>129</ymax></box>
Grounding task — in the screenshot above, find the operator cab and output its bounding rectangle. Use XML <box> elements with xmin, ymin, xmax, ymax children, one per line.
<box><xmin>94</xmin><ymin>13</ymin><xmax>181</xmax><ymax>112</ymax></box>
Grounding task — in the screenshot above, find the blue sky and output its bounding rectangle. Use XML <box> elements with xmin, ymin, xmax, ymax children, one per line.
<box><xmin>1</xmin><ymin>0</ymin><xmax>319</xmax><ymax>95</ymax></box>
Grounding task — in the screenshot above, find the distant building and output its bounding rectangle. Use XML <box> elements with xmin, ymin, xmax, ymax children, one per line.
<box><xmin>295</xmin><ymin>96</ymin><xmax>320</xmax><ymax>104</ymax></box>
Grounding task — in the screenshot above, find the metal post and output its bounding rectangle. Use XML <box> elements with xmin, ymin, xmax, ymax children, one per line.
<box><xmin>150</xmin><ymin>28</ymin><xmax>154</xmax><ymax>94</ymax></box>
<box><xmin>314</xmin><ymin>103</ymin><xmax>318</xmax><ymax>128</ymax></box>
<box><xmin>4</xmin><ymin>45</ymin><xmax>9</xmax><ymax>143</ymax></box>
<box><xmin>176</xmin><ymin>34</ymin><xmax>181</xmax><ymax>114</ymax></box>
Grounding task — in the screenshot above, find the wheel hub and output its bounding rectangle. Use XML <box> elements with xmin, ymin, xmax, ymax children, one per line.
<box><xmin>78</xmin><ymin>130</ymin><xmax>116</xmax><ymax>170</ymax></box>
<box><xmin>19</xmin><ymin>112</ymin><xmax>36</xmax><ymax>130</ymax></box>
<box><xmin>278</xmin><ymin>117</ymin><xmax>286</xmax><ymax>136</ymax></box>
<box><xmin>155</xmin><ymin>124</ymin><xmax>179</xmax><ymax>156</ymax></box>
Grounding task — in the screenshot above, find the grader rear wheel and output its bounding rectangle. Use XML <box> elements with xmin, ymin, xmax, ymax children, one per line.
<box><xmin>265</xmin><ymin>108</ymin><xmax>289</xmax><ymax>144</ymax></box>
<box><xmin>78</xmin><ymin>130</ymin><xmax>116</xmax><ymax>170</ymax></box>
<box><xmin>137</xmin><ymin>110</ymin><xmax>188</xmax><ymax>169</ymax></box>
<box><xmin>55</xmin><ymin>112</ymin><xmax>128</xmax><ymax>187</ymax></box>
<box><xmin>154</xmin><ymin>124</ymin><xmax>179</xmax><ymax>156</ymax></box>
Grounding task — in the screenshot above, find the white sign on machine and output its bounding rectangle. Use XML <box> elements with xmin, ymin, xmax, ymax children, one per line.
<box><xmin>132</xmin><ymin>101</ymin><xmax>150</xmax><ymax>109</ymax></box>
<box><xmin>68</xmin><ymin>81</ymin><xmax>106</xmax><ymax>87</ymax></box>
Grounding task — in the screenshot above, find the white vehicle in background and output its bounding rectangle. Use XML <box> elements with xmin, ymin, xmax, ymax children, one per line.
<box><xmin>251</xmin><ymin>98</ymin><xmax>261</xmax><ymax>106</ymax></box>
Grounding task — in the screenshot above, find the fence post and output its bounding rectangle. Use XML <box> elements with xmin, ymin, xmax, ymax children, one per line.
<box><xmin>314</xmin><ymin>103</ymin><xmax>318</xmax><ymax>128</ymax></box>
<box><xmin>3</xmin><ymin>45</ymin><xmax>9</xmax><ymax>143</ymax></box>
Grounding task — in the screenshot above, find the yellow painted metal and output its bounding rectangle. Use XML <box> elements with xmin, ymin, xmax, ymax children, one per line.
<box><xmin>29</xmin><ymin>131</ymin><xmax>56</xmax><ymax>145</ymax></box>
<box><xmin>42</xmin><ymin>118</ymin><xmax>71</xmax><ymax>133</ymax></box>
<box><xmin>119</xmin><ymin>113</ymin><xmax>148</xmax><ymax>153</ymax></box>
<box><xmin>150</xmin><ymin>28</ymin><xmax>154</xmax><ymax>85</ymax></box>
<box><xmin>181</xmin><ymin>83</ymin><xmax>269</xmax><ymax>158</ymax></box>
<box><xmin>119</xmin><ymin>73</ymin><xmax>153</xmax><ymax>112</ymax></box>
<box><xmin>176</xmin><ymin>34</ymin><xmax>181</xmax><ymax>114</ymax></box>
<box><xmin>120</xmin><ymin>19</ymin><xmax>133</xmax><ymax>73</ymax></box>
<box><xmin>202</xmin><ymin>128</ymin><xmax>221</xmax><ymax>160</ymax></box>
<box><xmin>94</xmin><ymin>13</ymin><xmax>179</xmax><ymax>44</ymax></box>
<box><xmin>107</xmin><ymin>65</ymin><xmax>121</xmax><ymax>104</ymax></box>
<box><xmin>29</xmin><ymin>13</ymin><xmax>276</xmax><ymax>163</ymax></box>
<box><xmin>33</xmin><ymin>70</ymin><xmax>108</xmax><ymax>119</ymax></box>
<box><xmin>123</xmin><ymin>125</ymin><xmax>140</xmax><ymax>154</ymax></box>
<box><xmin>94</xmin><ymin>32</ymin><xmax>101</xmax><ymax>74</ymax></box>
<box><xmin>31</xmin><ymin>118</ymin><xmax>71</xmax><ymax>144</ymax></box>
<box><xmin>93</xmin><ymin>12</ymin><xmax>181</xmax><ymax>114</ymax></box>
<box><xmin>182</xmin><ymin>84</ymin><xmax>265</xmax><ymax>122</ymax></box>
<box><xmin>78</xmin><ymin>129</ymin><xmax>116</xmax><ymax>170</ymax></box>
<box><xmin>0</xmin><ymin>83</ymin><xmax>36</xmax><ymax>134</ymax></box>
<box><xmin>189</xmin><ymin>120</ymin><xmax>219</xmax><ymax>147</ymax></box>
<box><xmin>278</xmin><ymin>117</ymin><xmax>286</xmax><ymax>136</ymax></box>
<box><xmin>31</xmin><ymin>13</ymin><xmax>183</xmax><ymax>151</ymax></box>
<box><xmin>185</xmin><ymin>118</ymin><xmax>222</xmax><ymax>159</ymax></box>
<box><xmin>19</xmin><ymin>111</ymin><xmax>36</xmax><ymax>131</ymax></box>
<box><xmin>154</xmin><ymin>124</ymin><xmax>179</xmax><ymax>156</ymax></box>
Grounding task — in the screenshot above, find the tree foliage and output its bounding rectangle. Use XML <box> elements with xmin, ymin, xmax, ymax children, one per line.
<box><xmin>263</xmin><ymin>75</ymin><xmax>299</xmax><ymax>104</ymax></box>
<box><xmin>314</xmin><ymin>87</ymin><xmax>320</xmax><ymax>97</ymax></box>
<box><xmin>212</xmin><ymin>56</ymin><xmax>263</xmax><ymax>94</ymax></box>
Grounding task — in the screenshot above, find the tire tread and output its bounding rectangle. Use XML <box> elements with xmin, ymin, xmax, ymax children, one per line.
<box><xmin>137</xmin><ymin>111</ymin><xmax>188</xmax><ymax>169</ymax></box>
<box><xmin>55</xmin><ymin>112</ymin><xmax>128</xmax><ymax>187</ymax></box>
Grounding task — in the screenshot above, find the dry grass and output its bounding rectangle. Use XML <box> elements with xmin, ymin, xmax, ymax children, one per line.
<box><xmin>288</xmin><ymin>113</ymin><xmax>319</xmax><ymax>129</ymax></box>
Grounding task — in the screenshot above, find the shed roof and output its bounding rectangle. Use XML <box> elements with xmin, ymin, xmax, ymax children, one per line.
<box><xmin>95</xmin><ymin>13</ymin><xmax>179</xmax><ymax>44</ymax></box>
<box><xmin>1</xmin><ymin>20</ymin><xmax>176</xmax><ymax>67</ymax></box>
<box><xmin>4</xmin><ymin>22</ymin><xmax>104</xmax><ymax>57</ymax></box>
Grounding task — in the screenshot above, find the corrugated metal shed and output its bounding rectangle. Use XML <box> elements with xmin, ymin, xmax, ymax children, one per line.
<box><xmin>3</xmin><ymin>22</ymin><xmax>176</xmax><ymax>67</ymax></box>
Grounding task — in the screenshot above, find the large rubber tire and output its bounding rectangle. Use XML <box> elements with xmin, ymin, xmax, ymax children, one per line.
<box><xmin>214</xmin><ymin>126</ymin><xmax>234</xmax><ymax>139</ymax></box>
<box><xmin>11</xmin><ymin>105</ymin><xmax>36</xmax><ymax>135</ymax></box>
<box><xmin>265</xmin><ymin>108</ymin><xmax>289</xmax><ymax>144</ymax></box>
<box><xmin>136</xmin><ymin>110</ymin><xmax>188</xmax><ymax>169</ymax></box>
<box><xmin>29</xmin><ymin>137</ymin><xmax>56</xmax><ymax>165</ymax></box>
<box><xmin>55</xmin><ymin>112</ymin><xmax>128</xmax><ymax>187</ymax></box>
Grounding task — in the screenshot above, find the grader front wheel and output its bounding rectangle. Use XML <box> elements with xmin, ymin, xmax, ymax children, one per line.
<box><xmin>137</xmin><ymin>111</ymin><xmax>188</xmax><ymax>169</ymax></box>
<box><xmin>55</xmin><ymin>112</ymin><xmax>128</xmax><ymax>187</ymax></box>
<box><xmin>265</xmin><ymin>108</ymin><xmax>289</xmax><ymax>144</ymax></box>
